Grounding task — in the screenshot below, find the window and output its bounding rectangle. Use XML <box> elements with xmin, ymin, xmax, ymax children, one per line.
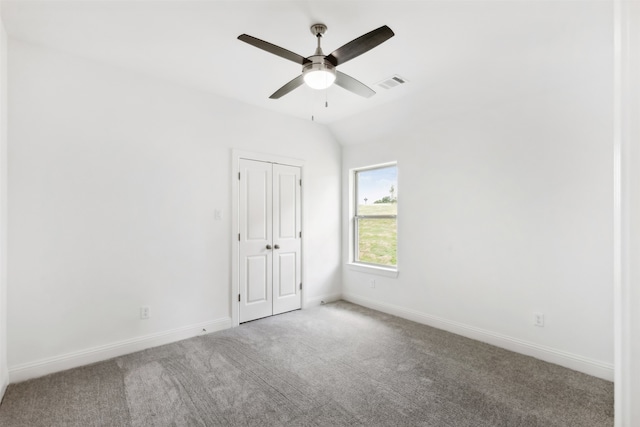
<box><xmin>353</xmin><ymin>164</ymin><xmax>397</xmax><ymax>268</ymax></box>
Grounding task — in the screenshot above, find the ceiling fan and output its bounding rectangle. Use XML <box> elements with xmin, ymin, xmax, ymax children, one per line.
<box><xmin>238</xmin><ymin>24</ymin><xmax>395</xmax><ymax>99</ymax></box>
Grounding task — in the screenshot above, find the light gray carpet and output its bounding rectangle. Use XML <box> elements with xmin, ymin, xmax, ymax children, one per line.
<box><xmin>0</xmin><ymin>301</ymin><xmax>613</xmax><ymax>426</ymax></box>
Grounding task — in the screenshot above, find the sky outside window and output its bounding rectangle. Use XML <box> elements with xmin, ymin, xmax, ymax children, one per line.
<box><xmin>357</xmin><ymin>166</ymin><xmax>397</xmax><ymax>205</ymax></box>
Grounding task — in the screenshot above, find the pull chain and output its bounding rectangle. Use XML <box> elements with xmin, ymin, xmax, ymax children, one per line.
<box><xmin>310</xmin><ymin>87</ymin><xmax>315</xmax><ymax>121</ymax></box>
<box><xmin>310</xmin><ymin>88</ymin><xmax>330</xmax><ymax>121</ymax></box>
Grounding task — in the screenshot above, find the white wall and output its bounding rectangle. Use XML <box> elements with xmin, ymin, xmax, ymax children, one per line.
<box><xmin>336</xmin><ymin>9</ymin><xmax>614</xmax><ymax>380</ymax></box>
<box><xmin>0</xmin><ymin>12</ymin><xmax>9</xmax><ymax>400</ymax></box>
<box><xmin>6</xmin><ymin>39</ymin><xmax>341</xmax><ymax>381</ymax></box>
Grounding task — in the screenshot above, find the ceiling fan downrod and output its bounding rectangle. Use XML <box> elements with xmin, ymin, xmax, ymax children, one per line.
<box><xmin>310</xmin><ymin>23</ymin><xmax>327</xmax><ymax>55</ymax></box>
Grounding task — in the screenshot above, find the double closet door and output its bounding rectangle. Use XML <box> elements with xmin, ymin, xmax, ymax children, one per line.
<box><xmin>238</xmin><ymin>159</ymin><xmax>302</xmax><ymax>323</ymax></box>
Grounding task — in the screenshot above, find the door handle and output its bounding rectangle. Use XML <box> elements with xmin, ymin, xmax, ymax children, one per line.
<box><xmin>266</xmin><ymin>244</ymin><xmax>272</xmax><ymax>250</ymax></box>
<box><xmin>274</xmin><ymin>244</ymin><xmax>280</xmax><ymax>249</ymax></box>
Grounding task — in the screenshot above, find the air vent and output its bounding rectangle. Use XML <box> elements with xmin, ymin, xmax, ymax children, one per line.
<box><xmin>377</xmin><ymin>75</ymin><xmax>408</xmax><ymax>90</ymax></box>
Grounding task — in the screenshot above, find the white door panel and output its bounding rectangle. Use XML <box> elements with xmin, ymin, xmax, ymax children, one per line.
<box><xmin>272</xmin><ymin>164</ymin><xmax>301</xmax><ymax>315</ymax></box>
<box><xmin>246</xmin><ymin>255</ymin><xmax>268</xmax><ymax>303</ymax></box>
<box><xmin>276</xmin><ymin>252</ymin><xmax>297</xmax><ymax>297</ymax></box>
<box><xmin>239</xmin><ymin>159</ymin><xmax>272</xmax><ymax>323</ymax></box>
<box><xmin>246</xmin><ymin>167</ymin><xmax>270</xmax><ymax>241</ymax></box>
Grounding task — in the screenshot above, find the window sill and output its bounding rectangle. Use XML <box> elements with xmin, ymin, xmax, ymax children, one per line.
<box><xmin>346</xmin><ymin>263</ymin><xmax>399</xmax><ymax>278</ymax></box>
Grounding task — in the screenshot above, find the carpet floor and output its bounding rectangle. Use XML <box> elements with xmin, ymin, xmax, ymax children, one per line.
<box><xmin>0</xmin><ymin>301</ymin><xmax>613</xmax><ymax>426</ymax></box>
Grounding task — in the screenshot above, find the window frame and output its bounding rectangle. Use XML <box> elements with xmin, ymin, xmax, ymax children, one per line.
<box><xmin>351</xmin><ymin>162</ymin><xmax>398</xmax><ymax>272</ymax></box>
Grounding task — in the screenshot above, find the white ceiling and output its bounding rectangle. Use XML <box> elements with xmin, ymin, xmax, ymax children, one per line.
<box><xmin>0</xmin><ymin>0</ymin><xmax>611</xmax><ymax>126</ymax></box>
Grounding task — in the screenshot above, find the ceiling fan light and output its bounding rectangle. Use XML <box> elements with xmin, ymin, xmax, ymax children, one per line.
<box><xmin>302</xmin><ymin>59</ymin><xmax>336</xmax><ymax>90</ymax></box>
<box><xmin>303</xmin><ymin>69</ymin><xmax>336</xmax><ymax>90</ymax></box>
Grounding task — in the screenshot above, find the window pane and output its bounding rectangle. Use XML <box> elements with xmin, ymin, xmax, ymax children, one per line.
<box><xmin>357</xmin><ymin>218</ymin><xmax>397</xmax><ymax>266</ymax></box>
<box><xmin>356</xmin><ymin>166</ymin><xmax>397</xmax><ymax>215</ymax></box>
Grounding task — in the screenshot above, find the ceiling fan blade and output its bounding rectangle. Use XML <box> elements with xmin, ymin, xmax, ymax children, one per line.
<box><xmin>334</xmin><ymin>71</ymin><xmax>375</xmax><ymax>98</ymax></box>
<box><xmin>325</xmin><ymin>25</ymin><xmax>394</xmax><ymax>66</ymax></box>
<box><xmin>238</xmin><ymin>34</ymin><xmax>311</xmax><ymax>65</ymax></box>
<box><xmin>269</xmin><ymin>74</ymin><xmax>305</xmax><ymax>99</ymax></box>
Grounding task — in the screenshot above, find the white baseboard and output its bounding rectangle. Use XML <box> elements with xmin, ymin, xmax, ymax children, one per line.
<box><xmin>8</xmin><ymin>317</ymin><xmax>232</xmax><ymax>383</ymax></box>
<box><xmin>304</xmin><ymin>292</ymin><xmax>342</xmax><ymax>309</ymax></box>
<box><xmin>342</xmin><ymin>293</ymin><xmax>614</xmax><ymax>381</ymax></box>
<box><xmin>0</xmin><ymin>369</ymin><xmax>8</xmax><ymax>403</ymax></box>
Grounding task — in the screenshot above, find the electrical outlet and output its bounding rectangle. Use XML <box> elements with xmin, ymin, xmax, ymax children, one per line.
<box><xmin>370</xmin><ymin>279</ymin><xmax>376</xmax><ymax>289</ymax></box>
<box><xmin>533</xmin><ymin>312</ymin><xmax>544</xmax><ymax>327</ymax></box>
<box><xmin>140</xmin><ymin>306</ymin><xmax>150</xmax><ymax>320</ymax></box>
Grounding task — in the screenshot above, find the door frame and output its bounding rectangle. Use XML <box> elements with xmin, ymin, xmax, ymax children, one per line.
<box><xmin>231</xmin><ymin>150</ymin><xmax>305</xmax><ymax>327</ymax></box>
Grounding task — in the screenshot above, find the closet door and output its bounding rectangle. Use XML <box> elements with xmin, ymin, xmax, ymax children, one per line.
<box><xmin>238</xmin><ymin>159</ymin><xmax>302</xmax><ymax>323</ymax></box>
<box><xmin>238</xmin><ymin>159</ymin><xmax>273</xmax><ymax>323</ymax></box>
<box><xmin>272</xmin><ymin>164</ymin><xmax>302</xmax><ymax>315</ymax></box>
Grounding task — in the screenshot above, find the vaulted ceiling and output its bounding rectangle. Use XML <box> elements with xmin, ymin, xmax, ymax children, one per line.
<box><xmin>1</xmin><ymin>0</ymin><xmax>611</xmax><ymax>127</ymax></box>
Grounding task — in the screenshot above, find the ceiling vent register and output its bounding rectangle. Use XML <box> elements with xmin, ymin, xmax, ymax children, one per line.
<box><xmin>377</xmin><ymin>75</ymin><xmax>408</xmax><ymax>89</ymax></box>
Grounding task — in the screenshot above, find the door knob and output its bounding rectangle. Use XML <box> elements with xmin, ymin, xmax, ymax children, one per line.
<box><xmin>266</xmin><ymin>244</ymin><xmax>272</xmax><ymax>250</ymax></box>
<box><xmin>274</xmin><ymin>244</ymin><xmax>280</xmax><ymax>249</ymax></box>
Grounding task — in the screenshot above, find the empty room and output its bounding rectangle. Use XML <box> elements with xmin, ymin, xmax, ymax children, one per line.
<box><xmin>0</xmin><ymin>0</ymin><xmax>638</xmax><ymax>426</ymax></box>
